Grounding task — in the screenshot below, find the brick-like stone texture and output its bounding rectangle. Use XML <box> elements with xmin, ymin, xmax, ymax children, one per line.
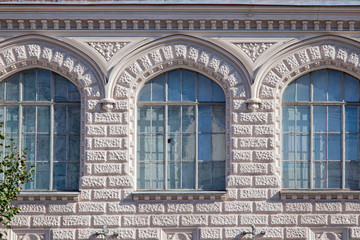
<box><xmin>52</xmin><ymin>229</ymin><xmax>76</xmax><ymax>240</ymax></box>
<box><xmin>33</xmin><ymin>216</ymin><xmax>61</xmax><ymax>227</ymax></box>
<box><xmin>315</xmin><ymin>202</ymin><xmax>342</xmax><ymax>212</ymax></box>
<box><xmin>151</xmin><ymin>215</ymin><xmax>179</xmax><ymax>227</ymax></box>
<box><xmin>167</xmin><ymin>203</ymin><xmax>194</xmax><ymax>213</ymax></box>
<box><xmin>196</xmin><ymin>202</ymin><xmax>222</xmax><ymax>213</ymax></box>
<box><xmin>62</xmin><ymin>216</ymin><xmax>91</xmax><ymax>227</ymax></box>
<box><xmin>210</xmin><ymin>215</ymin><xmax>237</xmax><ymax>226</ymax></box>
<box><xmin>78</xmin><ymin>202</ymin><xmax>106</xmax><ymax>213</ymax></box>
<box><xmin>285</xmin><ymin>227</ymin><xmax>308</xmax><ymax>239</ymax></box>
<box><xmin>240</xmin><ymin>215</ymin><xmax>268</xmax><ymax>225</ymax></box>
<box><xmin>181</xmin><ymin>215</ymin><xmax>208</xmax><ymax>226</ymax></box>
<box><xmin>200</xmin><ymin>228</ymin><xmax>222</xmax><ymax>239</ymax></box>
<box><xmin>49</xmin><ymin>203</ymin><xmax>76</xmax><ymax>214</ymax></box>
<box><xmin>224</xmin><ymin>201</ymin><xmax>252</xmax><ymax>212</ymax></box>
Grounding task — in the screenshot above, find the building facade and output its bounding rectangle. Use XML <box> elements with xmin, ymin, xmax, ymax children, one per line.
<box><xmin>1</xmin><ymin>1</ymin><xmax>360</xmax><ymax>239</ymax></box>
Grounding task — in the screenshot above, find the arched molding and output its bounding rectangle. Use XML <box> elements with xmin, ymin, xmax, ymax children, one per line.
<box><xmin>0</xmin><ymin>35</ymin><xmax>105</xmax><ymax>100</ymax></box>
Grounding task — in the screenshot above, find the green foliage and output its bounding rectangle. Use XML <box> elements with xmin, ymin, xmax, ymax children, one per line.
<box><xmin>0</xmin><ymin>123</ymin><xmax>34</xmax><ymax>238</ymax></box>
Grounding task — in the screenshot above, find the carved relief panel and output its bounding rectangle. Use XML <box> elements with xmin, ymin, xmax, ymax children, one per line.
<box><xmin>8</xmin><ymin>230</ymin><xmax>49</xmax><ymax>240</ymax></box>
<box><xmin>162</xmin><ymin>229</ymin><xmax>197</xmax><ymax>240</ymax></box>
<box><xmin>311</xmin><ymin>228</ymin><xmax>348</xmax><ymax>240</ymax></box>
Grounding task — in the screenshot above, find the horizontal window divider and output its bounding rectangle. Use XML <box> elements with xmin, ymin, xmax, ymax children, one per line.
<box><xmin>132</xmin><ymin>191</ymin><xmax>227</xmax><ymax>201</ymax></box>
<box><xmin>17</xmin><ymin>191</ymin><xmax>80</xmax><ymax>201</ymax></box>
<box><xmin>280</xmin><ymin>190</ymin><xmax>360</xmax><ymax>200</ymax></box>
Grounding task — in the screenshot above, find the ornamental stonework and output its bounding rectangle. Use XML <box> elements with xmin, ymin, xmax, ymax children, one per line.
<box><xmin>234</xmin><ymin>42</ymin><xmax>274</xmax><ymax>62</ymax></box>
<box><xmin>87</xmin><ymin>42</ymin><xmax>129</xmax><ymax>61</ymax></box>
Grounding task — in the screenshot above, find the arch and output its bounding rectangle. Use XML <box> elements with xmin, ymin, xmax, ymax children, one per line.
<box><xmin>0</xmin><ymin>35</ymin><xmax>105</xmax><ymax>99</ymax></box>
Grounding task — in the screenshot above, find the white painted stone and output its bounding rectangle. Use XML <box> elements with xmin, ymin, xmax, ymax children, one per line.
<box><xmin>240</xmin><ymin>215</ymin><xmax>268</xmax><ymax>225</ymax></box>
<box><xmin>48</xmin><ymin>203</ymin><xmax>76</xmax><ymax>214</ymax></box>
<box><xmin>62</xmin><ymin>216</ymin><xmax>91</xmax><ymax>227</ymax></box>
<box><xmin>108</xmin><ymin>202</ymin><xmax>137</xmax><ymax>213</ymax></box>
<box><xmin>300</xmin><ymin>215</ymin><xmax>327</xmax><ymax>225</ymax></box>
<box><xmin>270</xmin><ymin>214</ymin><xmax>297</xmax><ymax>225</ymax></box>
<box><xmin>93</xmin><ymin>216</ymin><xmax>120</xmax><ymax>227</ymax></box>
<box><xmin>224</xmin><ymin>201</ymin><xmax>252</xmax><ymax>212</ymax></box>
<box><xmin>285</xmin><ymin>227</ymin><xmax>308</xmax><ymax>239</ymax></box>
<box><xmin>52</xmin><ymin>229</ymin><xmax>75</xmax><ymax>240</ymax></box>
<box><xmin>255</xmin><ymin>202</ymin><xmax>283</xmax><ymax>213</ymax></box>
<box><xmin>181</xmin><ymin>215</ymin><xmax>208</xmax><ymax>226</ymax></box>
<box><xmin>167</xmin><ymin>203</ymin><xmax>194</xmax><ymax>213</ymax></box>
<box><xmin>286</xmin><ymin>202</ymin><xmax>312</xmax><ymax>212</ymax></box>
<box><xmin>200</xmin><ymin>228</ymin><xmax>222</xmax><ymax>239</ymax></box>
<box><xmin>315</xmin><ymin>202</ymin><xmax>342</xmax><ymax>212</ymax></box>
<box><xmin>151</xmin><ymin>215</ymin><xmax>179</xmax><ymax>227</ymax></box>
<box><xmin>210</xmin><ymin>215</ymin><xmax>237</xmax><ymax>226</ymax></box>
<box><xmin>33</xmin><ymin>216</ymin><xmax>61</xmax><ymax>227</ymax></box>
<box><xmin>240</xmin><ymin>189</ymin><xmax>267</xmax><ymax>199</ymax></box>
<box><xmin>123</xmin><ymin>216</ymin><xmax>150</xmax><ymax>227</ymax></box>
<box><xmin>78</xmin><ymin>202</ymin><xmax>106</xmax><ymax>213</ymax></box>
<box><xmin>196</xmin><ymin>202</ymin><xmax>222</xmax><ymax>213</ymax></box>
<box><xmin>93</xmin><ymin>189</ymin><xmax>122</xmax><ymax>200</ymax></box>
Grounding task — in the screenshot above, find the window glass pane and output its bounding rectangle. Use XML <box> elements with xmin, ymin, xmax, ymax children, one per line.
<box><xmin>53</xmin><ymin>163</ymin><xmax>66</xmax><ymax>190</ymax></box>
<box><xmin>282</xmin><ymin>106</ymin><xmax>295</xmax><ymax>132</ymax></box>
<box><xmin>198</xmin><ymin>134</ymin><xmax>211</xmax><ymax>161</ymax></box>
<box><xmin>182</xmin><ymin>70</ymin><xmax>195</xmax><ymax>101</ymax></box>
<box><xmin>346</xmin><ymin>161</ymin><xmax>360</xmax><ymax>189</ymax></box>
<box><xmin>67</xmin><ymin>163</ymin><xmax>79</xmax><ymax>190</ymax></box>
<box><xmin>152</xmin><ymin>107</ymin><xmax>164</xmax><ymax>133</ymax></box>
<box><xmin>211</xmin><ymin>106</ymin><xmax>225</xmax><ymax>132</ymax></box>
<box><xmin>23</xmin><ymin>106</ymin><xmax>36</xmax><ymax>133</ymax></box>
<box><xmin>55</xmin><ymin>74</ymin><xmax>68</xmax><ymax>101</ymax></box>
<box><xmin>54</xmin><ymin>135</ymin><xmax>66</xmax><ymax>162</ymax></box>
<box><xmin>345</xmin><ymin>74</ymin><xmax>359</xmax><ymax>102</ymax></box>
<box><xmin>152</xmin><ymin>74</ymin><xmax>165</xmax><ymax>101</ymax></box>
<box><xmin>137</xmin><ymin>162</ymin><xmax>150</xmax><ymax>189</ymax></box>
<box><xmin>198</xmin><ymin>162</ymin><xmax>211</xmax><ymax>190</ymax></box>
<box><xmin>282</xmin><ymin>133</ymin><xmax>295</xmax><ymax>160</ymax></box>
<box><xmin>6</xmin><ymin>74</ymin><xmax>19</xmax><ymax>101</ymax></box>
<box><xmin>212</xmin><ymin>161</ymin><xmax>225</xmax><ymax>190</ymax></box>
<box><xmin>151</xmin><ymin>162</ymin><xmax>164</xmax><ymax>189</ymax></box>
<box><xmin>296</xmin><ymin>162</ymin><xmax>309</xmax><ymax>188</ymax></box>
<box><xmin>138</xmin><ymin>82</ymin><xmax>151</xmax><ymax>101</ymax></box>
<box><xmin>345</xmin><ymin>106</ymin><xmax>359</xmax><ymax>132</ymax></box>
<box><xmin>198</xmin><ymin>106</ymin><xmax>211</xmax><ymax>133</ymax></box>
<box><xmin>68</xmin><ymin>106</ymin><xmax>80</xmax><ymax>133</ymax></box>
<box><xmin>152</xmin><ymin>135</ymin><xmax>164</xmax><ymax>161</ymax></box>
<box><xmin>328</xmin><ymin>106</ymin><xmax>341</xmax><ymax>132</ymax></box>
<box><xmin>182</xmin><ymin>162</ymin><xmax>195</xmax><ymax>189</ymax></box>
<box><xmin>36</xmin><ymin>162</ymin><xmax>50</xmax><ymax>190</ymax></box>
<box><xmin>313</xmin><ymin>70</ymin><xmax>327</xmax><ymax>101</ymax></box>
<box><xmin>313</xmin><ymin>134</ymin><xmax>326</xmax><ymax>161</ymax></box>
<box><xmin>167</xmin><ymin>134</ymin><xmax>180</xmax><ymax>161</ymax></box>
<box><xmin>137</xmin><ymin>135</ymin><xmax>151</xmax><ymax>161</ymax></box>
<box><xmin>168</xmin><ymin>162</ymin><xmax>181</xmax><ymax>189</ymax></box>
<box><xmin>23</xmin><ymin>134</ymin><xmax>35</xmax><ymax>162</ymax></box>
<box><xmin>296</xmin><ymin>106</ymin><xmax>309</xmax><ymax>132</ymax></box>
<box><xmin>282</xmin><ymin>162</ymin><xmax>295</xmax><ymax>188</ymax></box>
<box><xmin>69</xmin><ymin>135</ymin><xmax>80</xmax><ymax>162</ymax></box>
<box><xmin>37</xmin><ymin>69</ymin><xmax>51</xmax><ymax>101</ymax></box>
<box><xmin>212</xmin><ymin>82</ymin><xmax>225</xmax><ymax>102</ymax></box>
<box><xmin>198</xmin><ymin>74</ymin><xmax>211</xmax><ymax>102</ymax></box>
<box><xmin>283</xmin><ymin>81</ymin><xmax>295</xmax><ymax>101</ymax></box>
<box><xmin>37</xmin><ymin>106</ymin><xmax>50</xmax><ymax>133</ymax></box>
<box><xmin>182</xmin><ymin>134</ymin><xmax>195</xmax><ymax>160</ymax></box>
<box><xmin>0</xmin><ymin>81</ymin><xmax>4</xmax><ymax>101</ymax></box>
<box><xmin>345</xmin><ymin>133</ymin><xmax>359</xmax><ymax>160</ymax></box>
<box><xmin>168</xmin><ymin>106</ymin><xmax>181</xmax><ymax>133</ymax></box>
<box><xmin>328</xmin><ymin>161</ymin><xmax>341</xmax><ymax>188</ymax></box>
<box><xmin>328</xmin><ymin>70</ymin><xmax>341</xmax><ymax>101</ymax></box>
<box><xmin>182</xmin><ymin>106</ymin><xmax>195</xmax><ymax>133</ymax></box>
<box><xmin>313</xmin><ymin>161</ymin><xmax>326</xmax><ymax>188</ymax></box>
<box><xmin>296</xmin><ymin>74</ymin><xmax>310</xmax><ymax>101</ymax></box>
<box><xmin>24</xmin><ymin>163</ymin><xmax>35</xmax><ymax>190</ymax></box>
<box><xmin>313</xmin><ymin>106</ymin><xmax>326</xmax><ymax>132</ymax></box>
<box><xmin>137</xmin><ymin>107</ymin><xmax>151</xmax><ymax>133</ymax></box>
<box><xmin>23</xmin><ymin>69</ymin><xmax>36</xmax><ymax>101</ymax></box>
<box><xmin>328</xmin><ymin>134</ymin><xmax>341</xmax><ymax>160</ymax></box>
<box><xmin>296</xmin><ymin>134</ymin><xmax>309</xmax><ymax>160</ymax></box>
<box><xmin>54</xmin><ymin>107</ymin><xmax>67</xmax><ymax>133</ymax></box>
<box><xmin>6</xmin><ymin>106</ymin><xmax>18</xmax><ymax>133</ymax></box>
<box><xmin>212</xmin><ymin>134</ymin><xmax>225</xmax><ymax>161</ymax></box>
<box><xmin>37</xmin><ymin>135</ymin><xmax>50</xmax><ymax>161</ymax></box>
<box><xmin>68</xmin><ymin>81</ymin><xmax>80</xmax><ymax>102</ymax></box>
<box><xmin>168</xmin><ymin>70</ymin><xmax>181</xmax><ymax>101</ymax></box>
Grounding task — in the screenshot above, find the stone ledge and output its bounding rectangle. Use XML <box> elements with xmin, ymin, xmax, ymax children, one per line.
<box><xmin>280</xmin><ymin>190</ymin><xmax>360</xmax><ymax>200</ymax></box>
<box><xmin>17</xmin><ymin>192</ymin><xmax>80</xmax><ymax>201</ymax></box>
<box><xmin>132</xmin><ymin>191</ymin><xmax>227</xmax><ymax>201</ymax></box>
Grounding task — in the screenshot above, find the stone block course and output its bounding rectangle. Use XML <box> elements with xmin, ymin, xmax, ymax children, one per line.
<box><xmin>108</xmin><ymin>202</ymin><xmax>137</xmax><ymax>214</ymax></box>
<box><xmin>166</xmin><ymin>203</ymin><xmax>194</xmax><ymax>213</ymax></box>
<box><xmin>93</xmin><ymin>216</ymin><xmax>120</xmax><ymax>227</ymax></box>
<box><xmin>78</xmin><ymin>202</ymin><xmax>106</xmax><ymax>213</ymax></box>
<box><xmin>232</xmin><ymin>150</ymin><xmax>252</xmax><ymax>162</ymax></box>
<box><xmin>345</xmin><ymin>202</ymin><xmax>360</xmax><ymax>212</ymax></box>
<box><xmin>255</xmin><ymin>201</ymin><xmax>283</xmax><ymax>213</ymax></box>
<box><xmin>200</xmin><ymin>228</ymin><xmax>222</xmax><ymax>239</ymax></box>
<box><xmin>240</xmin><ymin>215</ymin><xmax>268</xmax><ymax>225</ymax></box>
<box><xmin>52</xmin><ymin>229</ymin><xmax>76</xmax><ymax>240</ymax></box>
<box><xmin>315</xmin><ymin>202</ymin><xmax>342</xmax><ymax>212</ymax></box>
<box><xmin>254</xmin><ymin>150</ymin><xmax>275</xmax><ymax>162</ymax></box>
<box><xmin>227</xmin><ymin>175</ymin><xmax>252</xmax><ymax>187</ymax></box>
<box><xmin>238</xmin><ymin>138</ymin><xmax>269</xmax><ymax>149</ymax></box>
<box><xmin>300</xmin><ymin>215</ymin><xmax>327</xmax><ymax>225</ymax></box>
<box><xmin>17</xmin><ymin>204</ymin><xmax>46</xmax><ymax>214</ymax></box>
<box><xmin>108</xmin><ymin>150</ymin><xmax>128</xmax><ymax>161</ymax></box>
<box><xmin>254</xmin><ymin>176</ymin><xmax>280</xmax><ymax>187</ymax></box>
<box><xmin>240</xmin><ymin>189</ymin><xmax>267</xmax><ymax>199</ymax></box>
<box><xmin>270</xmin><ymin>214</ymin><xmax>297</xmax><ymax>225</ymax></box>
<box><xmin>93</xmin><ymin>163</ymin><xmax>123</xmax><ymax>175</ymax></box>
<box><xmin>33</xmin><ymin>216</ymin><xmax>61</xmax><ymax>227</ymax></box>
<box><xmin>285</xmin><ymin>227</ymin><xmax>308</xmax><ymax>239</ymax></box>
<box><xmin>62</xmin><ymin>216</ymin><xmax>91</xmax><ymax>227</ymax></box>
<box><xmin>239</xmin><ymin>163</ymin><xmax>268</xmax><ymax>174</ymax></box>
<box><xmin>86</xmin><ymin>125</ymin><xmax>106</xmax><ymax>136</ymax></box>
<box><xmin>151</xmin><ymin>215</ymin><xmax>179</xmax><ymax>227</ymax></box>
<box><xmin>85</xmin><ymin>150</ymin><xmax>106</xmax><ymax>162</ymax></box>
<box><xmin>108</xmin><ymin>176</ymin><xmax>133</xmax><ymax>188</ymax></box>
<box><xmin>254</xmin><ymin>125</ymin><xmax>274</xmax><ymax>136</ymax></box>
<box><xmin>181</xmin><ymin>215</ymin><xmax>208</xmax><ymax>226</ymax></box>
<box><xmin>210</xmin><ymin>215</ymin><xmax>237</xmax><ymax>226</ymax></box>
<box><xmin>232</xmin><ymin>125</ymin><xmax>252</xmax><ymax>136</ymax></box>
<box><xmin>11</xmin><ymin>216</ymin><xmax>31</xmax><ymax>227</ymax></box>
<box><xmin>138</xmin><ymin>203</ymin><xmax>165</xmax><ymax>213</ymax></box>
<box><xmin>286</xmin><ymin>202</ymin><xmax>312</xmax><ymax>212</ymax></box>
<box><xmin>123</xmin><ymin>216</ymin><xmax>150</xmax><ymax>227</ymax></box>
<box><xmin>330</xmin><ymin>214</ymin><xmax>358</xmax><ymax>225</ymax></box>
<box><xmin>196</xmin><ymin>202</ymin><xmax>222</xmax><ymax>213</ymax></box>
<box><xmin>137</xmin><ymin>229</ymin><xmax>160</xmax><ymax>239</ymax></box>
<box><xmin>81</xmin><ymin>176</ymin><xmax>106</xmax><ymax>188</ymax></box>
<box><xmin>224</xmin><ymin>201</ymin><xmax>252</xmax><ymax>212</ymax></box>
<box><xmin>238</xmin><ymin>112</ymin><xmax>268</xmax><ymax>124</ymax></box>
<box><xmin>48</xmin><ymin>203</ymin><xmax>76</xmax><ymax>214</ymax></box>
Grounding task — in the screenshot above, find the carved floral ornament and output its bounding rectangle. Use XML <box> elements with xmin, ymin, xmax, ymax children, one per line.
<box><xmin>87</xmin><ymin>41</ymin><xmax>129</xmax><ymax>61</ymax></box>
<box><xmin>234</xmin><ymin>42</ymin><xmax>275</xmax><ymax>62</ymax></box>
<box><xmin>0</xmin><ymin>41</ymin><xmax>103</xmax><ymax>102</ymax></box>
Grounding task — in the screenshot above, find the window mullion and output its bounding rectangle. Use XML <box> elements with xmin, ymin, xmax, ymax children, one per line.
<box><xmin>309</xmin><ymin>74</ymin><xmax>313</xmax><ymax>190</ymax></box>
<box><xmin>195</xmin><ymin>74</ymin><xmax>199</xmax><ymax>190</ymax></box>
<box><xmin>164</xmin><ymin>107</ymin><xmax>168</xmax><ymax>191</ymax></box>
<box><xmin>341</xmin><ymin>104</ymin><xmax>345</xmax><ymax>189</ymax></box>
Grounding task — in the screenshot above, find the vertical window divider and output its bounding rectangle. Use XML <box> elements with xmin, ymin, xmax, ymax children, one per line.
<box><xmin>341</xmin><ymin>72</ymin><xmax>346</xmax><ymax>189</ymax></box>
<box><xmin>180</xmin><ymin>105</ymin><xmax>183</xmax><ymax>189</ymax></box>
<box><xmin>19</xmin><ymin>72</ymin><xmax>23</xmax><ymax>163</ymax></box>
<box><xmin>150</xmin><ymin>107</ymin><xmax>153</xmax><ymax>189</ymax></box>
<box><xmin>195</xmin><ymin>72</ymin><xmax>199</xmax><ymax>190</ymax></box>
<box><xmin>49</xmin><ymin>72</ymin><xmax>54</xmax><ymax>191</ymax></box>
<box><xmin>309</xmin><ymin>73</ymin><xmax>313</xmax><ymax>189</ymax></box>
<box><xmin>164</xmin><ymin>73</ymin><xmax>168</xmax><ymax>190</ymax></box>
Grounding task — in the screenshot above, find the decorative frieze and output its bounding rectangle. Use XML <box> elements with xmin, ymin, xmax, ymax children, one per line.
<box><xmin>88</xmin><ymin>42</ymin><xmax>129</xmax><ymax>61</ymax></box>
<box><xmin>234</xmin><ymin>42</ymin><xmax>274</xmax><ymax>62</ymax></box>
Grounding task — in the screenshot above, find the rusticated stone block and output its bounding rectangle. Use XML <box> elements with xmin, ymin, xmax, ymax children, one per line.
<box><xmin>232</xmin><ymin>150</ymin><xmax>252</xmax><ymax>162</ymax></box>
<box><xmin>86</xmin><ymin>125</ymin><xmax>106</xmax><ymax>136</ymax></box>
<box><xmin>108</xmin><ymin>176</ymin><xmax>133</xmax><ymax>187</ymax></box>
<box><xmin>255</xmin><ymin>201</ymin><xmax>283</xmax><ymax>213</ymax></box>
<box><xmin>79</xmin><ymin>229</ymin><xmax>135</xmax><ymax>240</ymax></box>
<box><xmin>114</xmin><ymin>100</ymin><xmax>129</xmax><ymax>110</ymax></box>
<box><xmin>123</xmin><ymin>216</ymin><xmax>149</xmax><ymax>227</ymax></box>
<box><xmin>315</xmin><ymin>202</ymin><xmax>342</xmax><ymax>212</ymax></box>
<box><xmin>138</xmin><ymin>203</ymin><xmax>165</xmax><ymax>213</ymax></box>
<box><xmin>80</xmin><ymin>190</ymin><xmax>92</xmax><ymax>201</ymax></box>
<box><xmin>62</xmin><ymin>216</ymin><xmax>91</xmax><ymax>227</ymax></box>
<box><xmin>259</xmin><ymin>100</ymin><xmax>275</xmax><ymax>111</ymax></box>
<box><xmin>239</xmin><ymin>163</ymin><xmax>268</xmax><ymax>174</ymax></box>
<box><xmin>232</xmin><ymin>99</ymin><xmax>246</xmax><ymax>110</ymax></box>
<box><xmin>52</xmin><ymin>229</ymin><xmax>75</xmax><ymax>240</ymax></box>
<box><xmin>224</xmin><ymin>228</ymin><xmax>249</xmax><ymax>239</ymax></box>
<box><xmin>138</xmin><ymin>229</ymin><xmax>160</xmax><ymax>239</ymax></box>
<box><xmin>181</xmin><ymin>215</ymin><xmax>208</xmax><ymax>226</ymax></box>
<box><xmin>200</xmin><ymin>228</ymin><xmax>222</xmax><ymax>239</ymax></box>
<box><xmin>78</xmin><ymin>202</ymin><xmax>106</xmax><ymax>213</ymax></box>
<box><xmin>151</xmin><ymin>215</ymin><xmax>179</xmax><ymax>227</ymax></box>
<box><xmin>85</xmin><ymin>150</ymin><xmax>106</xmax><ymax>162</ymax></box>
<box><xmin>108</xmin><ymin>202</ymin><xmax>136</xmax><ymax>214</ymax></box>
<box><xmin>210</xmin><ymin>215</ymin><xmax>237</xmax><ymax>226</ymax></box>
<box><xmin>48</xmin><ymin>203</ymin><xmax>76</xmax><ymax>214</ymax></box>
<box><xmin>238</xmin><ymin>112</ymin><xmax>268</xmax><ymax>124</ymax></box>
<box><xmin>286</xmin><ymin>202</ymin><xmax>312</xmax><ymax>212</ymax></box>
<box><xmin>270</xmin><ymin>215</ymin><xmax>297</xmax><ymax>225</ymax></box>
<box><xmin>196</xmin><ymin>202</ymin><xmax>222</xmax><ymax>213</ymax></box>
<box><xmin>254</xmin><ymin>150</ymin><xmax>275</xmax><ymax>162</ymax></box>
<box><xmin>11</xmin><ymin>216</ymin><xmax>30</xmax><ymax>227</ymax></box>
<box><xmin>93</xmin><ymin>163</ymin><xmax>123</xmax><ymax>174</ymax></box>
<box><xmin>109</xmin><ymin>151</ymin><xmax>128</xmax><ymax>161</ymax></box>
<box><xmin>224</xmin><ymin>201</ymin><xmax>252</xmax><ymax>213</ymax></box>
<box><xmin>33</xmin><ymin>216</ymin><xmax>60</xmax><ymax>227</ymax></box>
<box><xmin>238</xmin><ymin>138</ymin><xmax>268</xmax><ymax>149</ymax></box>
<box><xmin>300</xmin><ymin>215</ymin><xmax>327</xmax><ymax>225</ymax></box>
<box><xmin>260</xmin><ymin>85</ymin><xmax>275</xmax><ymax>99</ymax></box>
<box><xmin>93</xmin><ymin>138</ymin><xmax>124</xmax><ymax>149</ymax></box>
<box><xmin>227</xmin><ymin>176</ymin><xmax>252</xmax><ymax>187</ymax></box>
<box><xmin>93</xmin><ymin>216</ymin><xmax>120</xmax><ymax>227</ymax></box>
<box><xmin>240</xmin><ymin>215</ymin><xmax>268</xmax><ymax>225</ymax></box>
<box><xmin>17</xmin><ymin>204</ymin><xmax>46</xmax><ymax>213</ymax></box>
<box><xmin>93</xmin><ymin>189</ymin><xmax>121</xmax><ymax>200</ymax></box>
<box><xmin>260</xmin><ymin>227</ymin><xmax>284</xmax><ymax>239</ymax></box>
<box><xmin>254</xmin><ymin>125</ymin><xmax>274</xmax><ymax>136</ymax></box>
<box><xmin>167</xmin><ymin>203</ymin><xmax>194</xmax><ymax>213</ymax></box>
<box><xmin>109</xmin><ymin>125</ymin><xmax>128</xmax><ymax>136</ymax></box>
<box><xmin>240</xmin><ymin>189</ymin><xmax>267</xmax><ymax>199</ymax></box>
<box><xmin>345</xmin><ymin>202</ymin><xmax>360</xmax><ymax>212</ymax></box>
<box><xmin>285</xmin><ymin>227</ymin><xmax>308</xmax><ymax>239</ymax></box>
<box><xmin>81</xmin><ymin>176</ymin><xmax>106</xmax><ymax>188</ymax></box>
<box><xmin>227</xmin><ymin>189</ymin><xmax>238</xmax><ymax>200</ymax></box>
<box><xmin>330</xmin><ymin>215</ymin><xmax>358</xmax><ymax>225</ymax></box>
<box><xmin>94</xmin><ymin>112</ymin><xmax>126</xmax><ymax>123</ymax></box>
<box><xmin>232</xmin><ymin>125</ymin><xmax>252</xmax><ymax>136</ymax></box>
<box><xmin>254</xmin><ymin>176</ymin><xmax>280</xmax><ymax>187</ymax></box>
<box><xmin>350</xmin><ymin>228</ymin><xmax>360</xmax><ymax>239</ymax></box>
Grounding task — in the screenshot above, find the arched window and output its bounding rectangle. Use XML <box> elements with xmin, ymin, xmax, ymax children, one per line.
<box><xmin>137</xmin><ymin>69</ymin><xmax>226</xmax><ymax>191</ymax></box>
<box><xmin>0</xmin><ymin>69</ymin><xmax>81</xmax><ymax>191</ymax></box>
<box><xmin>282</xmin><ymin>69</ymin><xmax>360</xmax><ymax>189</ymax></box>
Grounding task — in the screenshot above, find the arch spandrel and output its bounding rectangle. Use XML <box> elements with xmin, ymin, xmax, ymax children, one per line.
<box><xmin>0</xmin><ymin>35</ymin><xmax>105</xmax><ymax>100</ymax></box>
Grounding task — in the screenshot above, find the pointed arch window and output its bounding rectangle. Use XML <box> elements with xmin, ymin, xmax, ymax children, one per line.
<box><xmin>282</xmin><ymin>69</ymin><xmax>360</xmax><ymax>190</ymax></box>
<box><xmin>137</xmin><ymin>69</ymin><xmax>226</xmax><ymax>191</ymax></box>
<box><xmin>0</xmin><ymin>69</ymin><xmax>81</xmax><ymax>191</ymax></box>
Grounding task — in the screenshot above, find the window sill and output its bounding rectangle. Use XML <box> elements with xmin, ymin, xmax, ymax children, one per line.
<box><xmin>132</xmin><ymin>191</ymin><xmax>227</xmax><ymax>201</ymax></box>
<box><xmin>17</xmin><ymin>191</ymin><xmax>80</xmax><ymax>201</ymax></box>
<box><xmin>280</xmin><ymin>190</ymin><xmax>360</xmax><ymax>200</ymax></box>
